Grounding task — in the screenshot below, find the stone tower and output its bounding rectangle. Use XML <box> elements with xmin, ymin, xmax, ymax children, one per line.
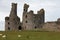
<box><xmin>5</xmin><ymin>3</ymin><xmax>21</xmax><ymax>31</ymax></box>
<box><xmin>22</xmin><ymin>4</ymin><xmax>45</xmax><ymax>30</ymax></box>
<box><xmin>22</xmin><ymin>4</ymin><xmax>35</xmax><ymax>30</ymax></box>
<box><xmin>37</xmin><ymin>9</ymin><xmax>45</xmax><ymax>27</ymax></box>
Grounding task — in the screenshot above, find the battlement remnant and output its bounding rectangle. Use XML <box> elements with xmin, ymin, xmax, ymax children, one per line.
<box><xmin>23</xmin><ymin>3</ymin><xmax>29</xmax><ymax>12</ymax></box>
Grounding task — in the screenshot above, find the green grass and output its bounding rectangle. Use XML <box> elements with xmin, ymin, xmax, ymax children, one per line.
<box><xmin>0</xmin><ymin>31</ymin><xmax>60</xmax><ymax>40</ymax></box>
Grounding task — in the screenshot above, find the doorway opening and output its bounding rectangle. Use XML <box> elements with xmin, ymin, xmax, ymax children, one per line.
<box><xmin>18</xmin><ymin>26</ymin><xmax>22</xmax><ymax>30</ymax></box>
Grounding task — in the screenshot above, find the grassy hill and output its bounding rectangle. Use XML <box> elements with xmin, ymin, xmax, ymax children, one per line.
<box><xmin>0</xmin><ymin>31</ymin><xmax>60</xmax><ymax>40</ymax></box>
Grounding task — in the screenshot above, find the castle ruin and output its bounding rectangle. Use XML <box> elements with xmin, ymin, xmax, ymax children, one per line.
<box><xmin>22</xmin><ymin>4</ymin><xmax>45</xmax><ymax>30</ymax></box>
<box><xmin>5</xmin><ymin>3</ymin><xmax>44</xmax><ymax>31</ymax></box>
<box><xmin>5</xmin><ymin>3</ymin><xmax>60</xmax><ymax>31</ymax></box>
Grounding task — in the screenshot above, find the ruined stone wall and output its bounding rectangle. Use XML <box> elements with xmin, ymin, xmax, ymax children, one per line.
<box><xmin>22</xmin><ymin>4</ymin><xmax>35</xmax><ymax>30</ymax></box>
<box><xmin>37</xmin><ymin>9</ymin><xmax>45</xmax><ymax>24</ymax></box>
<box><xmin>42</xmin><ymin>21</ymin><xmax>60</xmax><ymax>32</ymax></box>
<box><xmin>33</xmin><ymin>9</ymin><xmax>45</xmax><ymax>29</ymax></box>
<box><xmin>5</xmin><ymin>3</ymin><xmax>45</xmax><ymax>31</ymax></box>
<box><xmin>5</xmin><ymin>3</ymin><xmax>21</xmax><ymax>31</ymax></box>
<box><xmin>22</xmin><ymin>4</ymin><xmax>29</xmax><ymax>30</ymax></box>
<box><xmin>23</xmin><ymin>10</ymin><xmax>35</xmax><ymax>30</ymax></box>
<box><xmin>22</xmin><ymin>4</ymin><xmax>45</xmax><ymax>30</ymax></box>
<box><xmin>5</xmin><ymin>17</ymin><xmax>9</xmax><ymax>30</ymax></box>
<box><xmin>33</xmin><ymin>14</ymin><xmax>41</xmax><ymax>28</ymax></box>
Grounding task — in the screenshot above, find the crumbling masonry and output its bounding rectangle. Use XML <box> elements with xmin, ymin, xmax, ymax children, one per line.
<box><xmin>5</xmin><ymin>3</ymin><xmax>44</xmax><ymax>31</ymax></box>
<box><xmin>5</xmin><ymin>3</ymin><xmax>60</xmax><ymax>31</ymax></box>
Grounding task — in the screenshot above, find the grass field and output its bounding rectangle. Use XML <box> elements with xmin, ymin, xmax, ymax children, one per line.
<box><xmin>0</xmin><ymin>31</ymin><xmax>60</xmax><ymax>40</ymax></box>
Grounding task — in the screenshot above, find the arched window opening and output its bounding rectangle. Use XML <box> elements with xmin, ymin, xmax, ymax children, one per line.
<box><xmin>24</xmin><ymin>9</ymin><xmax>27</xmax><ymax>12</ymax></box>
<box><xmin>8</xmin><ymin>22</ymin><xmax>10</xmax><ymax>25</ymax></box>
<box><xmin>8</xmin><ymin>27</ymin><xmax>10</xmax><ymax>30</ymax></box>
<box><xmin>26</xmin><ymin>21</ymin><xmax>28</xmax><ymax>23</ymax></box>
<box><xmin>26</xmin><ymin>15</ymin><xmax>27</xmax><ymax>18</ymax></box>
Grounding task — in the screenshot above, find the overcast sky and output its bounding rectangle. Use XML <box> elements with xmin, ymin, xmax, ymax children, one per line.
<box><xmin>0</xmin><ymin>0</ymin><xmax>60</xmax><ymax>31</ymax></box>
